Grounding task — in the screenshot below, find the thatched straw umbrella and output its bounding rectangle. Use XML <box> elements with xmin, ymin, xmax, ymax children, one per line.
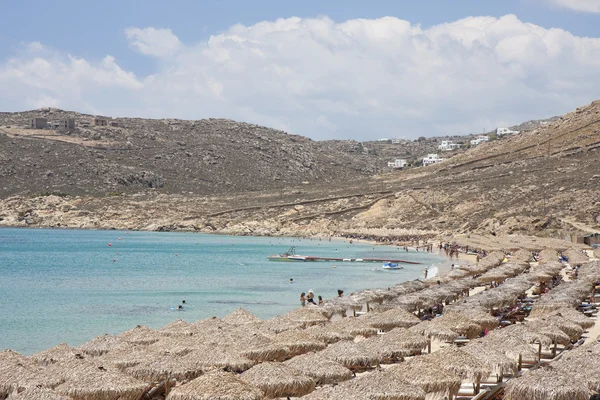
<box><xmin>538</xmin><ymin>249</ymin><xmax>558</xmax><ymax>263</ymax></box>
<box><xmin>510</xmin><ymin>249</ymin><xmax>532</xmax><ymax>263</ymax></box>
<box><xmin>77</xmin><ymin>334</ymin><xmax>128</xmax><ymax>356</ymax></box>
<box><xmin>444</xmin><ymin>307</ymin><xmax>499</xmax><ymax>331</ymax></box>
<box><xmin>360</xmin><ymin>308</ymin><xmax>421</xmax><ymax>331</ymax></box>
<box><xmin>347</xmin><ymin>370</ymin><xmax>427</xmax><ymax>400</ymax></box>
<box><xmin>240</xmin><ymin>362</ymin><xmax>315</xmax><ymax>398</ymax></box>
<box><xmin>187</xmin><ymin>345</ymin><xmax>256</xmax><ymax>373</ymax></box>
<box><xmin>53</xmin><ymin>363</ymin><xmax>148</xmax><ymax>400</ymax></box>
<box><xmin>146</xmin><ymin>337</ymin><xmax>196</xmax><ymax>356</ymax></box>
<box><xmin>415</xmin><ymin>313</ymin><xmax>483</xmax><ymax>341</ymax></box>
<box><xmin>326</xmin><ymin>316</ymin><xmax>379</xmax><ymax>338</ymax></box>
<box><xmin>283</xmin><ymin>352</ymin><xmax>353</xmax><ymax>385</ymax></box>
<box><xmin>222</xmin><ymin>308</ymin><xmax>262</xmax><ymax>325</ymax></box>
<box><xmin>159</xmin><ymin>319</ymin><xmax>199</xmax><ymax>336</ymax></box>
<box><xmin>504</xmin><ymin>367</ymin><xmax>592</xmax><ymax>400</ymax></box>
<box><xmin>483</xmin><ymin>325</ymin><xmax>547</xmax><ymax>361</ymax></box>
<box><xmin>31</xmin><ymin>343</ymin><xmax>81</xmax><ymax>364</ymax></box>
<box><xmin>303</xmin><ymin>324</ymin><xmax>354</xmax><ymax>344</ymax></box>
<box><xmin>165</xmin><ymin>370</ymin><xmax>263</xmax><ymax>400</ymax></box>
<box><xmin>421</xmin><ymin>346</ymin><xmax>490</xmax><ymax>392</ymax></box>
<box><xmin>125</xmin><ymin>352</ymin><xmax>203</xmax><ymax>382</ymax></box>
<box><xmin>6</xmin><ymin>387</ymin><xmax>70</xmax><ymax>400</ymax></box>
<box><xmin>97</xmin><ymin>346</ymin><xmax>150</xmax><ymax>370</ymax></box>
<box><xmin>383</xmin><ymin>357</ymin><xmax>461</xmax><ymax>399</ymax></box>
<box><xmin>360</xmin><ymin>328</ymin><xmax>428</xmax><ymax>359</ymax></box>
<box><xmin>409</xmin><ymin>321</ymin><xmax>458</xmax><ymax>345</ymax></box>
<box><xmin>255</xmin><ymin>315</ymin><xmax>305</xmax><ymax>335</ymax></box>
<box><xmin>284</xmin><ymin>307</ymin><xmax>330</xmax><ymax>327</ymax></box>
<box><xmin>564</xmin><ymin>248</ymin><xmax>589</xmax><ymax>265</ymax></box>
<box><xmin>527</xmin><ymin>317</ymin><xmax>582</xmax><ymax>342</ymax></box>
<box><xmin>0</xmin><ymin>350</ymin><xmax>64</xmax><ymax>398</ymax></box>
<box><xmin>270</xmin><ymin>329</ymin><xmax>327</xmax><ymax>357</ymax></box>
<box><xmin>533</xmin><ymin>307</ymin><xmax>594</xmax><ymax>329</ymax></box>
<box><xmin>461</xmin><ymin>341</ymin><xmax>518</xmax><ymax>377</ymax></box>
<box><xmin>118</xmin><ymin>325</ymin><xmax>162</xmax><ymax>345</ymax></box>
<box><xmin>318</xmin><ymin>340</ymin><xmax>381</xmax><ymax>369</ymax></box>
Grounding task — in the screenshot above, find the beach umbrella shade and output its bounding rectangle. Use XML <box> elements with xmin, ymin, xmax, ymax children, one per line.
<box><xmin>564</xmin><ymin>248</ymin><xmax>589</xmax><ymax>265</ymax></box>
<box><xmin>303</xmin><ymin>323</ymin><xmax>354</xmax><ymax>344</ymax></box>
<box><xmin>283</xmin><ymin>352</ymin><xmax>353</xmax><ymax>385</ymax></box>
<box><xmin>125</xmin><ymin>352</ymin><xmax>203</xmax><ymax>382</ymax></box>
<box><xmin>409</xmin><ymin>320</ymin><xmax>458</xmax><ymax>344</ymax></box>
<box><xmin>326</xmin><ymin>316</ymin><xmax>379</xmax><ymax>338</ymax></box>
<box><xmin>0</xmin><ymin>350</ymin><xmax>64</xmax><ymax>398</ymax></box>
<box><xmin>504</xmin><ymin>367</ymin><xmax>592</xmax><ymax>400</ymax></box>
<box><xmin>118</xmin><ymin>325</ymin><xmax>162</xmax><ymax>345</ymax></box>
<box><xmin>284</xmin><ymin>307</ymin><xmax>330</xmax><ymax>327</ymax></box>
<box><xmin>270</xmin><ymin>329</ymin><xmax>327</xmax><ymax>356</ymax></box>
<box><xmin>317</xmin><ymin>340</ymin><xmax>382</xmax><ymax>369</ymax></box>
<box><xmin>461</xmin><ymin>340</ymin><xmax>518</xmax><ymax>377</ymax></box>
<box><xmin>421</xmin><ymin>346</ymin><xmax>491</xmax><ymax>384</ymax></box>
<box><xmin>240</xmin><ymin>362</ymin><xmax>315</xmax><ymax>398</ymax></box>
<box><xmin>444</xmin><ymin>307</ymin><xmax>499</xmax><ymax>331</ymax></box>
<box><xmin>31</xmin><ymin>343</ymin><xmax>82</xmax><ymax>365</ymax></box>
<box><xmin>222</xmin><ymin>308</ymin><xmax>262</xmax><ymax>325</ymax></box>
<box><xmin>187</xmin><ymin>345</ymin><xmax>256</xmax><ymax>373</ymax></box>
<box><xmin>146</xmin><ymin>337</ymin><xmax>197</xmax><ymax>356</ymax></box>
<box><xmin>487</xmin><ymin>323</ymin><xmax>554</xmax><ymax>347</ymax></box>
<box><xmin>538</xmin><ymin>249</ymin><xmax>558</xmax><ymax>263</ymax></box>
<box><xmin>6</xmin><ymin>387</ymin><xmax>70</xmax><ymax>400</ymax></box>
<box><xmin>359</xmin><ymin>328</ymin><xmax>428</xmax><ymax>359</ymax></box>
<box><xmin>530</xmin><ymin>307</ymin><xmax>595</xmax><ymax>329</ymax></box>
<box><xmin>360</xmin><ymin>308</ymin><xmax>421</xmax><ymax>331</ymax></box>
<box><xmin>254</xmin><ymin>315</ymin><xmax>305</xmax><ymax>335</ymax></box>
<box><xmin>302</xmin><ymin>374</ymin><xmax>426</xmax><ymax>400</ymax></box>
<box><xmin>53</xmin><ymin>363</ymin><xmax>148</xmax><ymax>400</ymax></box>
<box><xmin>481</xmin><ymin>333</ymin><xmax>542</xmax><ymax>362</ymax></box>
<box><xmin>165</xmin><ymin>370</ymin><xmax>264</xmax><ymax>400</ymax></box>
<box><xmin>77</xmin><ymin>334</ymin><xmax>129</xmax><ymax>356</ymax></box>
<box><xmin>383</xmin><ymin>357</ymin><xmax>461</xmax><ymax>398</ymax></box>
<box><xmin>97</xmin><ymin>346</ymin><xmax>151</xmax><ymax>370</ymax></box>
<box><xmin>159</xmin><ymin>319</ymin><xmax>199</xmax><ymax>337</ymax></box>
<box><xmin>527</xmin><ymin>318</ymin><xmax>581</xmax><ymax>343</ymax></box>
<box><xmin>417</xmin><ymin>313</ymin><xmax>483</xmax><ymax>340</ymax></box>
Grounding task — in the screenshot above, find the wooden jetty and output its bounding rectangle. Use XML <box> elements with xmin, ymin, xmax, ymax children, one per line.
<box><xmin>267</xmin><ymin>248</ymin><xmax>422</xmax><ymax>264</ymax></box>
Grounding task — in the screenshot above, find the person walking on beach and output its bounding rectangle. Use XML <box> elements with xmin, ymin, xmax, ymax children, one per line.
<box><xmin>300</xmin><ymin>292</ymin><xmax>306</xmax><ymax>307</ymax></box>
<box><xmin>424</xmin><ymin>267</ymin><xmax>428</xmax><ymax>279</ymax></box>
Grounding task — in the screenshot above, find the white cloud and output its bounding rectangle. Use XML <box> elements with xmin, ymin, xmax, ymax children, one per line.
<box><xmin>125</xmin><ymin>27</ymin><xmax>182</xmax><ymax>57</ymax></box>
<box><xmin>547</xmin><ymin>0</ymin><xmax>600</xmax><ymax>13</ymax></box>
<box><xmin>1</xmin><ymin>16</ymin><xmax>600</xmax><ymax>140</ymax></box>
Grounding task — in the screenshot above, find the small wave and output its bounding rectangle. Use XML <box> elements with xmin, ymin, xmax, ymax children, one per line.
<box><xmin>428</xmin><ymin>265</ymin><xmax>439</xmax><ymax>279</ymax></box>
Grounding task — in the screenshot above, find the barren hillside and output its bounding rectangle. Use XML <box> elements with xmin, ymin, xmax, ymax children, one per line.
<box><xmin>1</xmin><ymin>101</ymin><xmax>599</xmax><ymax>243</ymax></box>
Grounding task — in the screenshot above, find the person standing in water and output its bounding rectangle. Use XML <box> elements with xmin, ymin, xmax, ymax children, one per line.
<box><xmin>307</xmin><ymin>289</ymin><xmax>316</xmax><ymax>305</ymax></box>
<box><xmin>300</xmin><ymin>292</ymin><xmax>306</xmax><ymax>307</ymax></box>
<box><xmin>424</xmin><ymin>267</ymin><xmax>428</xmax><ymax>279</ymax></box>
<box><xmin>318</xmin><ymin>295</ymin><xmax>324</xmax><ymax>305</ymax></box>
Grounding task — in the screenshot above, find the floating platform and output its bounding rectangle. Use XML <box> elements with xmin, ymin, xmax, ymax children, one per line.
<box><xmin>267</xmin><ymin>246</ymin><xmax>423</xmax><ymax>265</ymax></box>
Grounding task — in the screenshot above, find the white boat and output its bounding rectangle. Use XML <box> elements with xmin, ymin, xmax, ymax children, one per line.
<box><xmin>267</xmin><ymin>247</ymin><xmax>308</xmax><ymax>262</ymax></box>
<box><xmin>382</xmin><ymin>262</ymin><xmax>403</xmax><ymax>270</ymax></box>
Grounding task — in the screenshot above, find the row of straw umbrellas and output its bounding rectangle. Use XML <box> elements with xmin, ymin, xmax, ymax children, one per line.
<box><xmin>2</xmin><ymin>246</ymin><xmax>598</xmax><ymax>399</ymax></box>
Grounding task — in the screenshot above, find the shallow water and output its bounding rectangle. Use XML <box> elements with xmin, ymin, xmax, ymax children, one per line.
<box><xmin>0</xmin><ymin>227</ymin><xmax>446</xmax><ymax>354</ymax></box>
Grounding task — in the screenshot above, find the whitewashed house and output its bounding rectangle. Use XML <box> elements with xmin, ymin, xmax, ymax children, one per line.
<box><xmin>438</xmin><ymin>140</ymin><xmax>461</xmax><ymax>151</ymax></box>
<box><xmin>422</xmin><ymin>154</ymin><xmax>443</xmax><ymax>166</ymax></box>
<box><xmin>387</xmin><ymin>159</ymin><xmax>408</xmax><ymax>169</ymax></box>
<box><xmin>470</xmin><ymin>135</ymin><xmax>490</xmax><ymax>146</ymax></box>
<box><xmin>496</xmin><ymin>127</ymin><xmax>519</xmax><ymax>136</ymax></box>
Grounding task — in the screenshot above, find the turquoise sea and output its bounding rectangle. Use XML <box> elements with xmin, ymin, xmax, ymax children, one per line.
<box><xmin>0</xmin><ymin>228</ymin><xmax>446</xmax><ymax>354</ymax></box>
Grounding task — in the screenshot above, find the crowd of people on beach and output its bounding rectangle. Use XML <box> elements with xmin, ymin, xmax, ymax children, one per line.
<box><xmin>299</xmin><ymin>288</ymin><xmax>343</xmax><ymax>307</ymax></box>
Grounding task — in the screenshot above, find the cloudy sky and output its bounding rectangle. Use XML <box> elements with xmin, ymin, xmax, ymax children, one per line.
<box><xmin>1</xmin><ymin>0</ymin><xmax>599</xmax><ymax>140</ymax></box>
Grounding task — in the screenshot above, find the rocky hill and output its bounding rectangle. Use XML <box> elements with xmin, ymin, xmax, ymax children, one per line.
<box><xmin>0</xmin><ymin>108</ymin><xmax>377</xmax><ymax>198</ymax></box>
<box><xmin>1</xmin><ymin>102</ymin><xmax>599</xmax><ymax>244</ymax></box>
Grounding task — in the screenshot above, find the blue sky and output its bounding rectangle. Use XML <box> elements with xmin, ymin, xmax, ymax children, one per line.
<box><xmin>1</xmin><ymin>0</ymin><xmax>599</xmax><ymax>140</ymax></box>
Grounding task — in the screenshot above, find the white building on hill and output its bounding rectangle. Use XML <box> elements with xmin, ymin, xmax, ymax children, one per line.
<box><xmin>497</xmin><ymin>127</ymin><xmax>520</xmax><ymax>136</ymax></box>
<box><xmin>438</xmin><ymin>140</ymin><xmax>461</xmax><ymax>151</ymax></box>
<box><xmin>422</xmin><ymin>154</ymin><xmax>443</xmax><ymax>166</ymax></box>
<box><xmin>387</xmin><ymin>159</ymin><xmax>408</xmax><ymax>169</ymax></box>
<box><xmin>470</xmin><ymin>135</ymin><xmax>490</xmax><ymax>146</ymax></box>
